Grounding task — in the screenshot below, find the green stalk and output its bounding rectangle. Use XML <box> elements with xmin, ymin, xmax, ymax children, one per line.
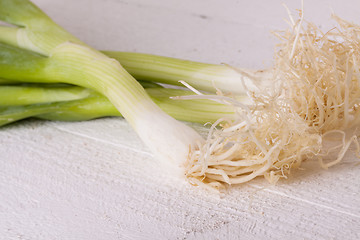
<box><xmin>0</xmin><ymin>80</ymin><xmax>162</xmax><ymax>106</ymax></box>
<box><xmin>0</xmin><ymin>93</ymin><xmax>117</xmax><ymax>127</ymax></box>
<box><xmin>102</xmin><ymin>51</ymin><xmax>270</xmax><ymax>94</ymax></box>
<box><xmin>0</xmin><ymin>84</ymin><xmax>91</xmax><ymax>105</ymax></box>
<box><xmin>0</xmin><ymin>104</ymin><xmax>57</xmax><ymax>126</ymax></box>
<box><xmin>0</xmin><ymin>78</ymin><xmax>19</xmax><ymax>84</ymax></box>
<box><xmin>0</xmin><ymin>0</ymin><xmax>82</xmax><ymax>55</ymax></box>
<box><xmin>0</xmin><ymin>47</ymin><xmax>270</xmax><ymax>95</ymax></box>
<box><xmin>0</xmin><ymin>86</ymin><xmax>236</xmax><ymax>126</ymax></box>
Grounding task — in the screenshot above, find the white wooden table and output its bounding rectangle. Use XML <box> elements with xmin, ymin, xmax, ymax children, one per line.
<box><xmin>1</xmin><ymin>0</ymin><xmax>360</xmax><ymax>239</ymax></box>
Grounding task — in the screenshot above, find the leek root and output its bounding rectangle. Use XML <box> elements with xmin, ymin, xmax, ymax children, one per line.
<box><xmin>185</xmin><ymin>13</ymin><xmax>360</xmax><ymax>188</ymax></box>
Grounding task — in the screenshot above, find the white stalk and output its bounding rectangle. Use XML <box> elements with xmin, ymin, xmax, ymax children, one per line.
<box><xmin>47</xmin><ymin>43</ymin><xmax>205</xmax><ymax>168</ymax></box>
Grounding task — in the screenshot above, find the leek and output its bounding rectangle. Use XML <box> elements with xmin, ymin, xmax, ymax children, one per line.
<box><xmin>0</xmin><ymin>0</ymin><xmax>203</xmax><ymax>166</ymax></box>
<box><xmin>0</xmin><ymin>48</ymin><xmax>271</xmax><ymax>95</ymax></box>
<box><xmin>102</xmin><ymin>51</ymin><xmax>271</xmax><ymax>94</ymax></box>
<box><xmin>0</xmin><ymin>80</ymin><xmax>162</xmax><ymax>106</ymax></box>
<box><xmin>0</xmin><ymin>85</ymin><xmax>236</xmax><ymax>126</ymax></box>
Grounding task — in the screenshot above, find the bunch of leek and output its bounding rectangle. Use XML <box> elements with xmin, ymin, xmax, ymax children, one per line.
<box><xmin>2</xmin><ymin>0</ymin><xmax>358</xmax><ymax>189</ymax></box>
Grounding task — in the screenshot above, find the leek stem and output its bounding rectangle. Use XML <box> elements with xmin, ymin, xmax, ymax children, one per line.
<box><xmin>0</xmin><ymin>0</ymin><xmax>204</xmax><ymax>165</ymax></box>
<box><xmin>0</xmin><ymin>84</ymin><xmax>91</xmax><ymax>106</ymax></box>
<box><xmin>0</xmin><ymin>85</ymin><xmax>236</xmax><ymax>126</ymax></box>
<box><xmin>0</xmin><ymin>86</ymin><xmax>233</xmax><ymax>126</ymax></box>
<box><xmin>0</xmin><ymin>44</ymin><xmax>271</xmax><ymax>95</ymax></box>
<box><xmin>103</xmin><ymin>51</ymin><xmax>271</xmax><ymax>94</ymax></box>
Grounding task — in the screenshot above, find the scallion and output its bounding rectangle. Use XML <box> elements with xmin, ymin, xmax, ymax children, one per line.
<box><xmin>0</xmin><ymin>84</ymin><xmax>236</xmax><ymax>126</ymax></box>
<box><xmin>102</xmin><ymin>51</ymin><xmax>271</xmax><ymax>94</ymax></box>
<box><xmin>0</xmin><ymin>0</ymin><xmax>204</xmax><ymax>168</ymax></box>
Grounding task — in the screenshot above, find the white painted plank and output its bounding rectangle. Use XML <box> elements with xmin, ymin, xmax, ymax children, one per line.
<box><xmin>49</xmin><ymin>119</ymin><xmax>360</xmax><ymax>219</ymax></box>
<box><xmin>1</xmin><ymin>121</ymin><xmax>359</xmax><ymax>239</ymax></box>
<box><xmin>251</xmin><ymin>159</ymin><xmax>360</xmax><ymax>218</ymax></box>
<box><xmin>35</xmin><ymin>0</ymin><xmax>360</xmax><ymax>68</ymax></box>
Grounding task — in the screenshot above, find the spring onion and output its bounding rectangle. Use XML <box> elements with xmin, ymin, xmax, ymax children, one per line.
<box><xmin>102</xmin><ymin>51</ymin><xmax>272</xmax><ymax>94</ymax></box>
<box><xmin>0</xmin><ymin>81</ymin><xmax>162</xmax><ymax>106</ymax></box>
<box><xmin>0</xmin><ymin>84</ymin><xmax>236</xmax><ymax>126</ymax></box>
<box><xmin>0</xmin><ymin>47</ymin><xmax>270</xmax><ymax>95</ymax></box>
<box><xmin>0</xmin><ymin>0</ymin><xmax>204</xmax><ymax>168</ymax></box>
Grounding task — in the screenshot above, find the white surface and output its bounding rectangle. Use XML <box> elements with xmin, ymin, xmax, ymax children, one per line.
<box><xmin>1</xmin><ymin>0</ymin><xmax>360</xmax><ymax>239</ymax></box>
